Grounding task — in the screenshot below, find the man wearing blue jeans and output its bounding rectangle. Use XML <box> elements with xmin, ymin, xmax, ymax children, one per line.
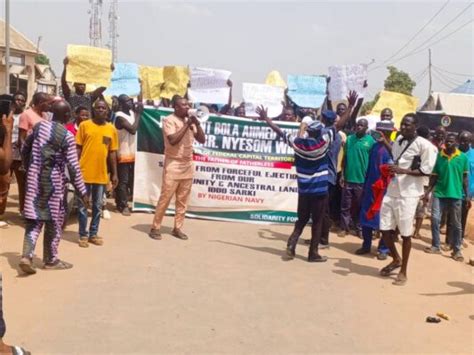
<box><xmin>76</xmin><ymin>100</ymin><xmax>118</xmax><ymax>248</ymax></box>
<box><xmin>424</xmin><ymin>133</ymin><xmax>470</xmax><ymax>261</ymax></box>
<box><xmin>77</xmin><ymin>184</ymin><xmax>105</xmax><ymax>241</ymax></box>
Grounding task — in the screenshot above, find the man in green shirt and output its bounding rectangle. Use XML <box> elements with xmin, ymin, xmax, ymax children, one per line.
<box><xmin>339</xmin><ymin>118</ymin><xmax>375</xmax><ymax>236</ymax></box>
<box><xmin>424</xmin><ymin>133</ymin><xmax>470</xmax><ymax>261</ymax></box>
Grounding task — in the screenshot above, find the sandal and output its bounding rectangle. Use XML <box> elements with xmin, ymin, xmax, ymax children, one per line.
<box><xmin>78</xmin><ymin>238</ymin><xmax>89</xmax><ymax>248</ymax></box>
<box><xmin>149</xmin><ymin>228</ymin><xmax>162</xmax><ymax>240</ymax></box>
<box><xmin>172</xmin><ymin>229</ymin><xmax>188</xmax><ymax>240</ymax></box>
<box><xmin>89</xmin><ymin>236</ymin><xmax>104</xmax><ymax>246</ymax></box>
<box><xmin>43</xmin><ymin>259</ymin><xmax>73</xmax><ymax>270</ymax></box>
<box><xmin>19</xmin><ymin>258</ymin><xmax>36</xmax><ymax>275</ymax></box>
<box><xmin>380</xmin><ymin>262</ymin><xmax>401</xmax><ymax>277</ymax></box>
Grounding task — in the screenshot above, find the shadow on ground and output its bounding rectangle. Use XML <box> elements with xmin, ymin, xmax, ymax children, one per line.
<box><xmin>420</xmin><ymin>281</ymin><xmax>474</xmax><ymax>296</ymax></box>
<box><xmin>131</xmin><ymin>224</ymin><xmax>173</xmax><ymax>236</ymax></box>
<box><xmin>330</xmin><ymin>257</ymin><xmax>385</xmax><ymax>278</ymax></box>
<box><xmin>0</xmin><ymin>252</ymin><xmax>43</xmax><ymax>277</ymax></box>
<box><xmin>210</xmin><ymin>239</ymin><xmax>307</xmax><ymax>262</ymax></box>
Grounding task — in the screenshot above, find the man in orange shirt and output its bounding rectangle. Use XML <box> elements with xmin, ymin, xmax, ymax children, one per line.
<box><xmin>149</xmin><ymin>95</ymin><xmax>205</xmax><ymax>240</ymax></box>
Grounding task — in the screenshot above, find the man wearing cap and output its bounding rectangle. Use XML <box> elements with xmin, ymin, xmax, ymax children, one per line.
<box><xmin>255</xmin><ymin>91</ymin><xmax>358</xmax><ymax>262</ymax></box>
<box><xmin>355</xmin><ymin>121</ymin><xmax>394</xmax><ymax>259</ymax></box>
<box><xmin>318</xmin><ymin>109</ymin><xmax>344</xmax><ymax>248</ymax></box>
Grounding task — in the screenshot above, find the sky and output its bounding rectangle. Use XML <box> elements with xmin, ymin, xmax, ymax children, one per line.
<box><xmin>2</xmin><ymin>0</ymin><xmax>473</xmax><ymax>103</ymax></box>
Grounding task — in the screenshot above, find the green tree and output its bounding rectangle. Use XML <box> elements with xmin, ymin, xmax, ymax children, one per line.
<box><xmin>384</xmin><ymin>66</ymin><xmax>416</xmax><ymax>95</ymax></box>
<box><xmin>361</xmin><ymin>66</ymin><xmax>416</xmax><ymax>114</ymax></box>
<box><xmin>35</xmin><ymin>54</ymin><xmax>50</xmax><ymax>65</ymax></box>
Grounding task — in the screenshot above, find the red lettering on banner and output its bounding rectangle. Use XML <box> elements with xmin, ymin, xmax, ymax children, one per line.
<box><xmin>193</xmin><ymin>154</ymin><xmax>292</xmax><ymax>169</ymax></box>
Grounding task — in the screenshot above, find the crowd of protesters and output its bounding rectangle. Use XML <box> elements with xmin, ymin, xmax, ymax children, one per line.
<box><xmin>0</xmin><ymin>59</ymin><xmax>473</xmax><ymax>353</ymax></box>
<box><xmin>0</xmin><ymin>60</ymin><xmax>472</xmax><ymax>280</ymax></box>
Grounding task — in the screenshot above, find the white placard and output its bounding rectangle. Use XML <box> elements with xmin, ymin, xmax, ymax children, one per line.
<box><xmin>242</xmin><ymin>83</ymin><xmax>284</xmax><ymax>118</ymax></box>
<box><xmin>188</xmin><ymin>67</ymin><xmax>232</xmax><ymax>105</ymax></box>
<box><xmin>328</xmin><ymin>64</ymin><xmax>368</xmax><ymax>100</ymax></box>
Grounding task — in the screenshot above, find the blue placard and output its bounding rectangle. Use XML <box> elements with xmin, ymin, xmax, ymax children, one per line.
<box><xmin>287</xmin><ymin>75</ymin><xmax>326</xmax><ymax>108</ymax></box>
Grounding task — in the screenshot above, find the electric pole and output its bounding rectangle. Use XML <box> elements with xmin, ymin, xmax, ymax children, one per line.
<box><xmin>5</xmin><ymin>0</ymin><xmax>10</xmax><ymax>94</ymax></box>
<box><xmin>428</xmin><ymin>48</ymin><xmax>432</xmax><ymax>95</ymax></box>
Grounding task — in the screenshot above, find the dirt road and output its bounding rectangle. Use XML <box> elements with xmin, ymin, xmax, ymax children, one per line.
<box><xmin>1</xmin><ymin>190</ymin><xmax>473</xmax><ymax>354</ymax></box>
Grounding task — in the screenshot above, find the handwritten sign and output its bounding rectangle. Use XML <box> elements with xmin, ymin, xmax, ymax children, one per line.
<box><xmin>188</xmin><ymin>67</ymin><xmax>231</xmax><ymax>104</ymax></box>
<box><xmin>328</xmin><ymin>64</ymin><xmax>368</xmax><ymax>100</ymax></box>
<box><xmin>140</xmin><ymin>66</ymin><xmax>164</xmax><ymax>100</ymax></box>
<box><xmin>104</xmin><ymin>63</ymin><xmax>140</xmax><ymax>97</ymax></box>
<box><xmin>160</xmin><ymin>66</ymin><xmax>190</xmax><ymax>99</ymax></box>
<box><xmin>66</xmin><ymin>44</ymin><xmax>112</xmax><ymax>87</ymax></box>
<box><xmin>242</xmin><ymin>83</ymin><xmax>284</xmax><ymax>118</ymax></box>
<box><xmin>287</xmin><ymin>75</ymin><xmax>326</xmax><ymax>108</ymax></box>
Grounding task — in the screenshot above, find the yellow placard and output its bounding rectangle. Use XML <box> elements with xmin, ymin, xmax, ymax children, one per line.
<box><xmin>66</xmin><ymin>44</ymin><xmax>112</xmax><ymax>87</ymax></box>
<box><xmin>265</xmin><ymin>70</ymin><xmax>286</xmax><ymax>88</ymax></box>
<box><xmin>160</xmin><ymin>66</ymin><xmax>190</xmax><ymax>99</ymax></box>
<box><xmin>139</xmin><ymin>65</ymin><xmax>164</xmax><ymax>100</ymax></box>
<box><xmin>371</xmin><ymin>90</ymin><xmax>419</xmax><ymax>128</ymax></box>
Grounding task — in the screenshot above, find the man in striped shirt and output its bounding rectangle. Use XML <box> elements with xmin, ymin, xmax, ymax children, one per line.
<box><xmin>18</xmin><ymin>101</ymin><xmax>88</xmax><ymax>275</ymax></box>
<box><xmin>256</xmin><ymin>91</ymin><xmax>357</xmax><ymax>262</ymax></box>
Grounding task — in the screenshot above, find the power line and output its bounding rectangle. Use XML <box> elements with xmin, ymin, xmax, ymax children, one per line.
<box><xmin>432</xmin><ymin>65</ymin><xmax>473</xmax><ymax>77</ymax></box>
<box><xmin>414</xmin><ymin>68</ymin><xmax>429</xmax><ymax>83</ymax></box>
<box><xmin>433</xmin><ymin>68</ymin><xmax>466</xmax><ymax>85</ymax></box>
<box><xmin>417</xmin><ymin>70</ymin><xmax>429</xmax><ymax>85</ymax></box>
<box><xmin>370</xmin><ymin>3</ymin><xmax>473</xmax><ymax>71</ymax></box>
<box><xmin>386</xmin><ymin>18</ymin><xmax>473</xmax><ymax>66</ymax></box>
<box><xmin>380</xmin><ymin>0</ymin><xmax>451</xmax><ymax>66</ymax></box>
<box><xmin>432</xmin><ymin>71</ymin><xmax>457</xmax><ymax>90</ymax></box>
<box><xmin>388</xmin><ymin>3</ymin><xmax>473</xmax><ymax>63</ymax></box>
<box><xmin>433</xmin><ymin>67</ymin><xmax>466</xmax><ymax>86</ymax></box>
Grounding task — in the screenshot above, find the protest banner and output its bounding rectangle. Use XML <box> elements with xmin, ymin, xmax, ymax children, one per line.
<box><xmin>139</xmin><ymin>66</ymin><xmax>164</xmax><ymax>100</ymax></box>
<box><xmin>242</xmin><ymin>83</ymin><xmax>284</xmax><ymax>118</ymax></box>
<box><xmin>371</xmin><ymin>90</ymin><xmax>419</xmax><ymax>127</ymax></box>
<box><xmin>160</xmin><ymin>66</ymin><xmax>190</xmax><ymax>99</ymax></box>
<box><xmin>328</xmin><ymin>64</ymin><xmax>368</xmax><ymax>100</ymax></box>
<box><xmin>66</xmin><ymin>44</ymin><xmax>112</xmax><ymax>87</ymax></box>
<box><xmin>188</xmin><ymin>67</ymin><xmax>231</xmax><ymax>105</ymax></box>
<box><xmin>265</xmin><ymin>70</ymin><xmax>286</xmax><ymax>88</ymax></box>
<box><xmin>104</xmin><ymin>62</ymin><xmax>140</xmax><ymax>97</ymax></box>
<box><xmin>133</xmin><ymin>108</ymin><xmax>300</xmax><ymax>224</ymax></box>
<box><xmin>287</xmin><ymin>75</ymin><xmax>326</xmax><ymax>108</ymax></box>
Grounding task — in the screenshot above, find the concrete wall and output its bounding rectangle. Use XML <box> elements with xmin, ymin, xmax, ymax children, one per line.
<box><xmin>0</xmin><ymin>49</ymin><xmax>37</xmax><ymax>99</ymax></box>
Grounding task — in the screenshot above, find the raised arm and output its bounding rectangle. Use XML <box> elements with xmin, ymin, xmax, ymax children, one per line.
<box><xmin>326</xmin><ymin>77</ymin><xmax>333</xmax><ymax>112</ymax></box>
<box><xmin>61</xmin><ymin>57</ymin><xmax>71</xmax><ymax>100</ymax></box>
<box><xmin>90</xmin><ymin>87</ymin><xmax>107</xmax><ymax>103</ymax></box>
<box><xmin>137</xmin><ymin>79</ymin><xmax>143</xmax><ymax>103</ymax></box>
<box><xmin>347</xmin><ymin>81</ymin><xmax>367</xmax><ymax>128</ymax></box>
<box><xmin>220</xmin><ymin>79</ymin><xmax>233</xmax><ymax>115</ymax></box>
<box><xmin>334</xmin><ymin>90</ymin><xmax>358</xmax><ymax>131</ymax></box>
<box><xmin>256</xmin><ymin>105</ymin><xmax>284</xmax><ymax>138</ymax></box>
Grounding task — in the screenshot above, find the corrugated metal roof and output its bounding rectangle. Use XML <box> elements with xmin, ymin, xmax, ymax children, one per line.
<box><xmin>0</xmin><ymin>19</ymin><xmax>41</xmax><ymax>54</ymax></box>
<box><xmin>451</xmin><ymin>80</ymin><xmax>474</xmax><ymax>95</ymax></box>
